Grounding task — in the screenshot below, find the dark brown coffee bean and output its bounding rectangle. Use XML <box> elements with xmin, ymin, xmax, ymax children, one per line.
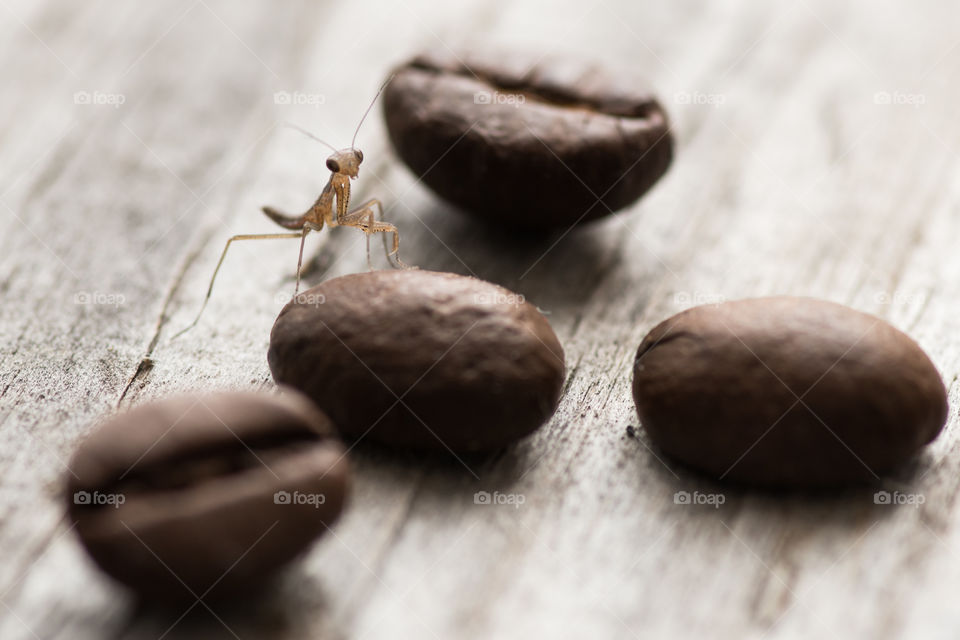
<box><xmin>383</xmin><ymin>49</ymin><xmax>673</xmax><ymax>230</ymax></box>
<box><xmin>632</xmin><ymin>297</ymin><xmax>948</xmax><ymax>488</ymax></box>
<box><xmin>268</xmin><ymin>270</ymin><xmax>565</xmax><ymax>452</ymax></box>
<box><xmin>67</xmin><ymin>390</ymin><xmax>348</xmax><ymax>603</ymax></box>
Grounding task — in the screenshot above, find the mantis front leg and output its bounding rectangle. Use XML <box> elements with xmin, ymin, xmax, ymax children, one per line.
<box><xmin>339</xmin><ymin>198</ymin><xmax>412</xmax><ymax>270</ymax></box>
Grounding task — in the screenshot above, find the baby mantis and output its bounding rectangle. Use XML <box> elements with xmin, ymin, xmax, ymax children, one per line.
<box><xmin>172</xmin><ymin>78</ymin><xmax>411</xmax><ymax>339</ymax></box>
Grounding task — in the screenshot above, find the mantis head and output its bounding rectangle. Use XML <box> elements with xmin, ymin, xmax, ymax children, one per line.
<box><xmin>326</xmin><ymin>148</ymin><xmax>364</xmax><ymax>179</ymax></box>
<box><xmin>287</xmin><ymin>74</ymin><xmax>392</xmax><ymax>181</ymax></box>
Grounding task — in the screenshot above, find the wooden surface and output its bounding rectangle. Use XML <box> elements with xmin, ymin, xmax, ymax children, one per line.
<box><xmin>2</xmin><ymin>1</ymin><xmax>960</xmax><ymax>638</ymax></box>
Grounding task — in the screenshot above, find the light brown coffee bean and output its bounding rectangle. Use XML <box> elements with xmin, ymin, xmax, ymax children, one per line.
<box><xmin>67</xmin><ymin>390</ymin><xmax>348</xmax><ymax>603</ymax></box>
<box><xmin>632</xmin><ymin>297</ymin><xmax>948</xmax><ymax>488</ymax></box>
<box><xmin>383</xmin><ymin>49</ymin><xmax>673</xmax><ymax>229</ymax></box>
<box><xmin>268</xmin><ymin>270</ymin><xmax>565</xmax><ymax>452</ymax></box>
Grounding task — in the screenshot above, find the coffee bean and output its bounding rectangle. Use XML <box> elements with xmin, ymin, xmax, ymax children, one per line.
<box><xmin>268</xmin><ymin>270</ymin><xmax>565</xmax><ymax>452</ymax></box>
<box><xmin>67</xmin><ymin>390</ymin><xmax>348</xmax><ymax>603</ymax></box>
<box><xmin>632</xmin><ymin>297</ymin><xmax>948</xmax><ymax>488</ymax></box>
<box><xmin>383</xmin><ymin>49</ymin><xmax>673</xmax><ymax>230</ymax></box>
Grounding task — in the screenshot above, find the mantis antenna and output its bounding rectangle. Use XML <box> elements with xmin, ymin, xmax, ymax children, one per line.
<box><xmin>351</xmin><ymin>74</ymin><xmax>395</xmax><ymax>149</ymax></box>
<box><xmin>283</xmin><ymin>123</ymin><xmax>338</xmax><ymax>152</ymax></box>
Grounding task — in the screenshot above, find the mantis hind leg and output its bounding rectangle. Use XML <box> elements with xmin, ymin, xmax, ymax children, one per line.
<box><xmin>171</xmin><ymin>231</ymin><xmax>306</xmax><ymax>340</ymax></box>
<box><xmin>295</xmin><ymin>223</ymin><xmax>321</xmax><ymax>294</ymax></box>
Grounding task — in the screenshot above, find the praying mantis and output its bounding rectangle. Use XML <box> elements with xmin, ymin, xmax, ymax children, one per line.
<box><xmin>173</xmin><ymin>78</ymin><xmax>411</xmax><ymax>339</ymax></box>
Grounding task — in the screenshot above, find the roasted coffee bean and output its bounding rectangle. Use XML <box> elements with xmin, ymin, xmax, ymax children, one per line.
<box><xmin>383</xmin><ymin>49</ymin><xmax>673</xmax><ymax>230</ymax></box>
<box><xmin>268</xmin><ymin>270</ymin><xmax>565</xmax><ymax>452</ymax></box>
<box><xmin>632</xmin><ymin>297</ymin><xmax>948</xmax><ymax>488</ymax></box>
<box><xmin>67</xmin><ymin>390</ymin><xmax>348</xmax><ymax>603</ymax></box>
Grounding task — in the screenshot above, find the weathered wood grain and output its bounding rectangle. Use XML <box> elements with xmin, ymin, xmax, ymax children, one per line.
<box><xmin>3</xmin><ymin>0</ymin><xmax>960</xmax><ymax>638</ymax></box>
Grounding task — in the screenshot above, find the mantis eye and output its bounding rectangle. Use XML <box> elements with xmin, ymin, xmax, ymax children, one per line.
<box><xmin>356</xmin><ymin>150</ymin><xmax>364</xmax><ymax>163</ymax></box>
<box><xmin>326</xmin><ymin>158</ymin><xmax>340</xmax><ymax>173</ymax></box>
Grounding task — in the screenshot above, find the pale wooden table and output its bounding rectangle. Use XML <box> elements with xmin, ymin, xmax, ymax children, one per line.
<box><xmin>2</xmin><ymin>1</ymin><xmax>960</xmax><ymax>638</ymax></box>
